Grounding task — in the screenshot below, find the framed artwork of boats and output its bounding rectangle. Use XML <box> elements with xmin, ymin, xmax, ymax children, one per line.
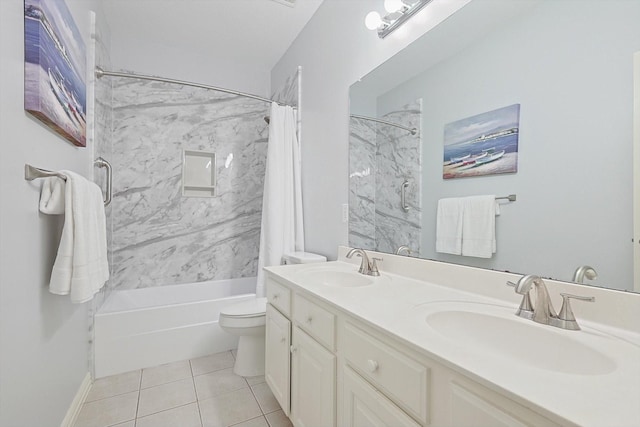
<box><xmin>443</xmin><ymin>104</ymin><xmax>520</xmax><ymax>179</ymax></box>
<box><xmin>24</xmin><ymin>0</ymin><xmax>87</xmax><ymax>147</ymax></box>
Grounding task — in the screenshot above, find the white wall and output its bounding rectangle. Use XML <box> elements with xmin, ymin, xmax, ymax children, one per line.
<box><xmin>271</xmin><ymin>0</ymin><xmax>471</xmax><ymax>260</ymax></box>
<box><xmin>107</xmin><ymin>25</ymin><xmax>271</xmax><ymax>97</ymax></box>
<box><xmin>0</xmin><ymin>0</ymin><xmax>98</xmax><ymax>425</ymax></box>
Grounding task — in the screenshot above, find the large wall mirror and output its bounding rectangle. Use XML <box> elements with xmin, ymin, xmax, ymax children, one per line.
<box><xmin>349</xmin><ymin>0</ymin><xmax>640</xmax><ymax>292</ymax></box>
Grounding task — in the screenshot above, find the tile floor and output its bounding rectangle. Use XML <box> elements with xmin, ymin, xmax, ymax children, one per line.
<box><xmin>75</xmin><ymin>350</ymin><xmax>292</xmax><ymax>427</ymax></box>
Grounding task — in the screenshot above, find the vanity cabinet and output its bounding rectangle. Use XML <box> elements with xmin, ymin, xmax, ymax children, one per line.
<box><xmin>265</xmin><ymin>304</ymin><xmax>291</xmax><ymax>416</ymax></box>
<box><xmin>290</xmin><ymin>326</ymin><xmax>336</xmax><ymax>427</ymax></box>
<box><xmin>265</xmin><ymin>272</ymin><xmax>562</xmax><ymax>427</ymax></box>
<box><xmin>265</xmin><ymin>276</ymin><xmax>337</xmax><ymax>427</ymax></box>
<box><xmin>341</xmin><ymin>366</ymin><xmax>421</xmax><ymax>427</ymax></box>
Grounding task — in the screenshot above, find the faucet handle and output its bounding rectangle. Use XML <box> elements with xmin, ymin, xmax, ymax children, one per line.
<box><xmin>369</xmin><ymin>257</ymin><xmax>383</xmax><ymax>277</ymax></box>
<box><xmin>507</xmin><ymin>281</ymin><xmax>533</xmax><ymax>317</ymax></box>
<box><xmin>557</xmin><ymin>293</ymin><xmax>595</xmax><ymax>330</ymax></box>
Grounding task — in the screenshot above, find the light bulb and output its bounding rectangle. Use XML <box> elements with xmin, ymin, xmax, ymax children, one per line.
<box><xmin>365</xmin><ymin>11</ymin><xmax>383</xmax><ymax>30</ymax></box>
<box><xmin>384</xmin><ymin>0</ymin><xmax>404</xmax><ymax>13</ymax></box>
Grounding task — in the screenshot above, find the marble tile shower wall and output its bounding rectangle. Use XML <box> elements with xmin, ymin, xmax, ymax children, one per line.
<box><xmin>89</xmin><ymin>12</ymin><xmax>112</xmax><ymax>375</ymax></box>
<box><xmin>349</xmin><ymin>118</ymin><xmax>377</xmax><ymax>250</ymax></box>
<box><xmin>109</xmin><ymin>79</ymin><xmax>270</xmax><ymax>290</ymax></box>
<box><xmin>349</xmin><ymin>100</ymin><xmax>422</xmax><ymax>254</ymax></box>
<box><xmin>375</xmin><ymin>100</ymin><xmax>422</xmax><ymax>254</ymax></box>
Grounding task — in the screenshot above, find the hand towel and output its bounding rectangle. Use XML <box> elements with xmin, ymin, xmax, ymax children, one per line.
<box><xmin>436</xmin><ymin>197</ymin><xmax>464</xmax><ymax>255</ymax></box>
<box><xmin>49</xmin><ymin>171</ymin><xmax>109</xmax><ymax>303</ymax></box>
<box><xmin>39</xmin><ymin>176</ymin><xmax>66</xmax><ymax>214</ymax></box>
<box><xmin>461</xmin><ymin>195</ymin><xmax>497</xmax><ymax>258</ymax></box>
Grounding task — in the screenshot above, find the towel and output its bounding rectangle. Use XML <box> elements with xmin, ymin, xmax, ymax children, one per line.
<box><xmin>39</xmin><ymin>176</ymin><xmax>66</xmax><ymax>214</ymax></box>
<box><xmin>435</xmin><ymin>197</ymin><xmax>464</xmax><ymax>255</ymax></box>
<box><xmin>49</xmin><ymin>171</ymin><xmax>109</xmax><ymax>303</ymax></box>
<box><xmin>461</xmin><ymin>195</ymin><xmax>497</xmax><ymax>258</ymax></box>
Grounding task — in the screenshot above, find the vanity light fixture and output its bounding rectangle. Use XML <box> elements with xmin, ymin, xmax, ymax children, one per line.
<box><xmin>365</xmin><ymin>0</ymin><xmax>433</xmax><ymax>39</ymax></box>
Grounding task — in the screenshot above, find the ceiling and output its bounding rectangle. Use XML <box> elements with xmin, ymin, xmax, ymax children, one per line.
<box><xmin>101</xmin><ymin>0</ymin><xmax>325</xmax><ymax>71</ymax></box>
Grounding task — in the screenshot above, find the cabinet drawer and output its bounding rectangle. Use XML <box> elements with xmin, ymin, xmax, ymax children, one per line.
<box><xmin>343</xmin><ymin>322</ymin><xmax>429</xmax><ymax>425</ymax></box>
<box><xmin>293</xmin><ymin>294</ymin><xmax>336</xmax><ymax>350</ymax></box>
<box><xmin>266</xmin><ymin>277</ymin><xmax>291</xmax><ymax>316</ymax></box>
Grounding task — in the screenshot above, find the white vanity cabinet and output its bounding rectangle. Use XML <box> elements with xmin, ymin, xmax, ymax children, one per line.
<box><xmin>265</xmin><ymin>271</ymin><xmax>564</xmax><ymax>427</ymax></box>
<box><xmin>290</xmin><ymin>325</ymin><xmax>336</xmax><ymax>427</ymax></box>
<box><xmin>265</xmin><ymin>304</ymin><xmax>291</xmax><ymax>415</ymax></box>
<box><xmin>265</xmin><ymin>276</ymin><xmax>337</xmax><ymax>427</ymax></box>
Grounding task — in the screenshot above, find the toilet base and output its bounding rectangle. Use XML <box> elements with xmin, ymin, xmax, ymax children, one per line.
<box><xmin>233</xmin><ymin>333</ymin><xmax>266</xmax><ymax>377</ymax></box>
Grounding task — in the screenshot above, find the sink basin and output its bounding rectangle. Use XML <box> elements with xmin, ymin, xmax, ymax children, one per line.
<box><xmin>420</xmin><ymin>302</ymin><xmax>617</xmax><ymax>375</ymax></box>
<box><xmin>297</xmin><ymin>267</ymin><xmax>388</xmax><ymax>288</ymax></box>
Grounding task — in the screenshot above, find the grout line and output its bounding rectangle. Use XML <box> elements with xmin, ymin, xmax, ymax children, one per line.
<box><xmin>246</xmin><ymin>382</ymin><xmax>264</xmax><ymax>414</ymax></box>
<box><xmin>134</xmin><ymin>370</ymin><xmax>143</xmax><ymax>421</ymax></box>
<box><xmin>228</xmin><ymin>415</ymin><xmax>266</xmax><ymax>427</ymax></box>
<box><xmin>135</xmin><ymin>402</ymin><xmax>197</xmax><ymax>422</ymax></box>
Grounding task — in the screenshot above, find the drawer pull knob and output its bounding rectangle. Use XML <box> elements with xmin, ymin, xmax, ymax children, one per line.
<box><xmin>367</xmin><ymin>359</ymin><xmax>379</xmax><ymax>373</ymax></box>
<box><xmin>290</xmin><ymin>346</ymin><xmax>297</xmax><ymax>354</ymax></box>
<box><xmin>306</xmin><ymin>316</ymin><xmax>313</xmax><ymax>324</ymax></box>
<box><xmin>273</xmin><ymin>294</ymin><xmax>280</xmax><ymax>300</ymax></box>
<box><xmin>280</xmin><ymin>337</ymin><xmax>286</xmax><ymax>343</ymax></box>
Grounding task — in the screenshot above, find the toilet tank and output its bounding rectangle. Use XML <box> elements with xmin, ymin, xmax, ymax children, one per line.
<box><xmin>282</xmin><ymin>251</ymin><xmax>327</xmax><ymax>265</ymax></box>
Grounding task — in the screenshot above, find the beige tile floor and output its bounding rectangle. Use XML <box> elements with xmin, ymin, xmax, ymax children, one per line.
<box><xmin>75</xmin><ymin>350</ymin><xmax>292</xmax><ymax>427</ymax></box>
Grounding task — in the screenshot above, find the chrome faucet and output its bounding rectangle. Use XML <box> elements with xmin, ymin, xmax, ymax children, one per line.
<box><xmin>346</xmin><ymin>248</ymin><xmax>382</xmax><ymax>276</ymax></box>
<box><xmin>395</xmin><ymin>245</ymin><xmax>412</xmax><ymax>256</ymax></box>
<box><xmin>572</xmin><ymin>265</ymin><xmax>598</xmax><ymax>284</ymax></box>
<box><xmin>512</xmin><ymin>275</ymin><xmax>557</xmax><ymax>325</ymax></box>
<box><xmin>508</xmin><ymin>274</ymin><xmax>595</xmax><ymax>330</ymax></box>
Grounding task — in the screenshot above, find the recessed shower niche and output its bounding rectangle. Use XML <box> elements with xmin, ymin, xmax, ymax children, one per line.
<box><xmin>182</xmin><ymin>149</ymin><xmax>217</xmax><ymax>197</ymax></box>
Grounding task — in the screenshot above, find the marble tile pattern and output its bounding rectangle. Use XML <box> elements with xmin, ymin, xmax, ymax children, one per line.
<box><xmin>271</xmin><ymin>66</ymin><xmax>302</xmax><ymax>145</ymax></box>
<box><xmin>271</xmin><ymin>67</ymin><xmax>299</xmax><ymax>108</ymax></box>
<box><xmin>375</xmin><ymin>100</ymin><xmax>422</xmax><ymax>254</ymax></box>
<box><xmin>348</xmin><ymin>117</ymin><xmax>377</xmax><ymax>250</ymax></box>
<box><xmin>110</xmin><ymin>77</ymin><xmax>269</xmax><ymax>289</ymax></box>
<box><xmin>88</xmin><ymin>12</ymin><xmax>112</xmax><ymax>377</ymax></box>
<box><xmin>348</xmin><ymin>100</ymin><xmax>422</xmax><ymax>255</ymax></box>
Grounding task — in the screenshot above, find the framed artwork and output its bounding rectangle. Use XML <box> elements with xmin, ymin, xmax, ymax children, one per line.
<box><xmin>24</xmin><ymin>0</ymin><xmax>87</xmax><ymax>147</ymax></box>
<box><xmin>443</xmin><ymin>104</ymin><xmax>520</xmax><ymax>179</ymax></box>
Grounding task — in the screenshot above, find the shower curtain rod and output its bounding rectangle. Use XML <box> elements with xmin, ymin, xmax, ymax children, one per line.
<box><xmin>95</xmin><ymin>67</ymin><xmax>292</xmax><ymax>107</ymax></box>
<box><xmin>350</xmin><ymin>114</ymin><xmax>417</xmax><ymax>135</ymax></box>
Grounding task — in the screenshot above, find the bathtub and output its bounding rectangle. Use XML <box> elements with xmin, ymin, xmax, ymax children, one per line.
<box><xmin>94</xmin><ymin>277</ymin><xmax>256</xmax><ymax>378</ymax></box>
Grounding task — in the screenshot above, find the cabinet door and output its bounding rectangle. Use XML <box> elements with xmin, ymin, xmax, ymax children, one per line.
<box><xmin>342</xmin><ymin>367</ymin><xmax>420</xmax><ymax>427</ymax></box>
<box><xmin>291</xmin><ymin>327</ymin><xmax>336</xmax><ymax>427</ymax></box>
<box><xmin>449</xmin><ymin>382</ymin><xmax>560</xmax><ymax>427</ymax></box>
<box><xmin>265</xmin><ymin>304</ymin><xmax>291</xmax><ymax>416</ymax></box>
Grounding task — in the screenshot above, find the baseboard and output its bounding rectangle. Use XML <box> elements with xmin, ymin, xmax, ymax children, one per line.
<box><xmin>60</xmin><ymin>372</ymin><xmax>92</xmax><ymax>427</ymax></box>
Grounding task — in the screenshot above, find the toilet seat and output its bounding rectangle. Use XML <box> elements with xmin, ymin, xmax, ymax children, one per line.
<box><xmin>219</xmin><ymin>297</ymin><xmax>267</xmax><ymax>329</ymax></box>
<box><xmin>220</xmin><ymin>297</ymin><xmax>267</xmax><ymax>318</ymax></box>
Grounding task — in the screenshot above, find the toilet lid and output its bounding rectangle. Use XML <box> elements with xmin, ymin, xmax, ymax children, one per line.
<box><xmin>221</xmin><ymin>297</ymin><xmax>267</xmax><ymax>317</ymax></box>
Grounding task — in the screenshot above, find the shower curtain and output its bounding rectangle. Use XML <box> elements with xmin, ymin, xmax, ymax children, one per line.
<box><xmin>256</xmin><ymin>102</ymin><xmax>304</xmax><ymax>297</ymax></box>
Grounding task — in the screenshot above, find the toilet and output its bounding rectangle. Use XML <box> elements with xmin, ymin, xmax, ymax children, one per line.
<box><xmin>219</xmin><ymin>251</ymin><xmax>327</xmax><ymax>377</ymax></box>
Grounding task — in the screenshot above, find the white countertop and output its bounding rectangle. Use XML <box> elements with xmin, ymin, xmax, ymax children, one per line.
<box><xmin>265</xmin><ymin>256</ymin><xmax>640</xmax><ymax>427</ymax></box>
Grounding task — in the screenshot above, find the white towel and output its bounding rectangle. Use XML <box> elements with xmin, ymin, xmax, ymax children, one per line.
<box><xmin>49</xmin><ymin>171</ymin><xmax>109</xmax><ymax>303</ymax></box>
<box><xmin>39</xmin><ymin>176</ymin><xmax>66</xmax><ymax>214</ymax></box>
<box><xmin>436</xmin><ymin>197</ymin><xmax>464</xmax><ymax>255</ymax></box>
<box><xmin>461</xmin><ymin>195</ymin><xmax>497</xmax><ymax>258</ymax></box>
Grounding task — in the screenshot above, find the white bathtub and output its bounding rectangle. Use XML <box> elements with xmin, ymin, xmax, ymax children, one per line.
<box><xmin>94</xmin><ymin>277</ymin><xmax>256</xmax><ymax>378</ymax></box>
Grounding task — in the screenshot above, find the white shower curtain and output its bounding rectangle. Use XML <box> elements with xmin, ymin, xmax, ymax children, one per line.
<box><xmin>256</xmin><ymin>102</ymin><xmax>304</xmax><ymax>297</ymax></box>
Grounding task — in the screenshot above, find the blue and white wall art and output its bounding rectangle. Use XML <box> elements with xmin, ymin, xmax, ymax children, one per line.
<box><xmin>24</xmin><ymin>0</ymin><xmax>87</xmax><ymax>147</ymax></box>
<box><xmin>443</xmin><ymin>104</ymin><xmax>520</xmax><ymax>179</ymax></box>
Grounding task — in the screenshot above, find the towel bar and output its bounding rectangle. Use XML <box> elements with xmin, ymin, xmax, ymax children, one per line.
<box><xmin>496</xmin><ymin>194</ymin><xmax>516</xmax><ymax>202</ymax></box>
<box><xmin>24</xmin><ymin>157</ymin><xmax>113</xmax><ymax>206</ymax></box>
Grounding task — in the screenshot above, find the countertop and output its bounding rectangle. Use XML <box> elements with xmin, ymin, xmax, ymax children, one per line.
<box><xmin>265</xmin><ymin>258</ymin><xmax>640</xmax><ymax>427</ymax></box>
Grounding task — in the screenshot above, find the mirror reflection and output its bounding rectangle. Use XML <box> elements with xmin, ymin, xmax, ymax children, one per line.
<box><xmin>349</xmin><ymin>0</ymin><xmax>640</xmax><ymax>292</ymax></box>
